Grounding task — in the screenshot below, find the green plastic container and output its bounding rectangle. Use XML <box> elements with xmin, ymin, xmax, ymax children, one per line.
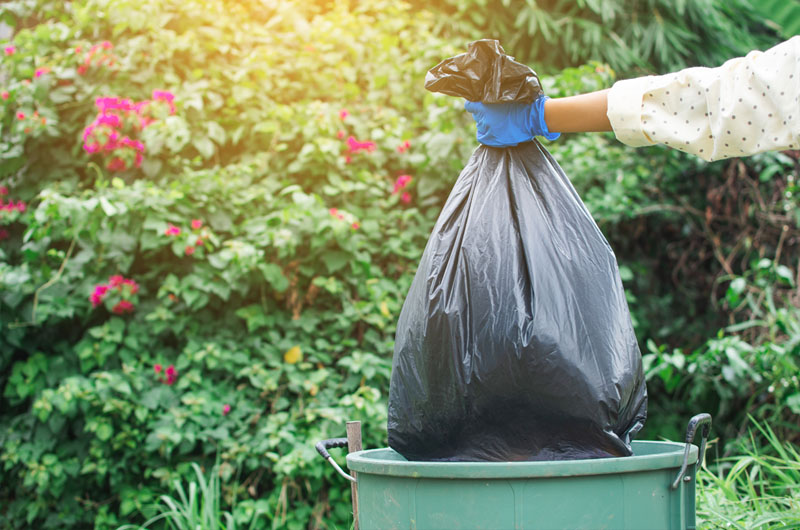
<box><xmin>346</xmin><ymin>440</ymin><xmax>701</xmax><ymax>530</ymax></box>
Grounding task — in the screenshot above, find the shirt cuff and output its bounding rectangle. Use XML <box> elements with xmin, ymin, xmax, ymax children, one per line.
<box><xmin>607</xmin><ymin>77</ymin><xmax>656</xmax><ymax>147</ymax></box>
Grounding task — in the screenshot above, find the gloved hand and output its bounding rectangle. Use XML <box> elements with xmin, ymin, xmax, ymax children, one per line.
<box><xmin>464</xmin><ymin>97</ymin><xmax>560</xmax><ymax>147</ymax></box>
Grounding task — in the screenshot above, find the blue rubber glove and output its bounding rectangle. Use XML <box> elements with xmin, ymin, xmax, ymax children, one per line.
<box><xmin>464</xmin><ymin>97</ymin><xmax>560</xmax><ymax>147</ymax></box>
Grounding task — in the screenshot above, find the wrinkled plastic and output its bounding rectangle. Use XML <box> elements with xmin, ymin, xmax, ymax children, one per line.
<box><xmin>387</xmin><ymin>42</ymin><xmax>647</xmax><ymax>462</ymax></box>
<box><xmin>424</xmin><ymin>39</ymin><xmax>543</xmax><ymax>103</ymax></box>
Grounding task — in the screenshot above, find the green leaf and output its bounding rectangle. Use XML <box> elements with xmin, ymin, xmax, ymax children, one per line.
<box><xmin>95</xmin><ymin>423</ymin><xmax>113</xmax><ymax>441</ymax></box>
<box><xmin>99</xmin><ymin>197</ymin><xmax>117</xmax><ymax>216</ymax></box>
<box><xmin>787</xmin><ymin>393</ymin><xmax>800</xmax><ymax>415</ymax></box>
<box><xmin>208</xmin><ymin>210</ymin><xmax>233</xmax><ymax>231</ymax></box>
<box><xmin>208</xmin><ymin>251</ymin><xmax>232</xmax><ymax>269</ymax></box>
<box><xmin>141</xmin><ymin>158</ymin><xmax>163</xmax><ymax>178</ymax></box>
<box><xmin>726</xmin><ymin>277</ymin><xmax>747</xmax><ymax>307</ymax></box>
<box><xmin>259</xmin><ymin>263</ymin><xmax>289</xmax><ymax>292</ymax></box>
<box><xmin>321</xmin><ymin>251</ymin><xmax>350</xmax><ymax>274</ymax></box>
<box><xmin>775</xmin><ymin>265</ymin><xmax>794</xmax><ymax>286</ymax></box>
<box><xmin>193</xmin><ymin>135</ymin><xmax>215</xmax><ymax>159</ymax></box>
<box><xmin>206</xmin><ymin>121</ymin><xmax>226</xmax><ymax>144</ymax></box>
<box><xmin>141</xmin><ymin>387</ymin><xmax>168</xmax><ymax>410</ymax></box>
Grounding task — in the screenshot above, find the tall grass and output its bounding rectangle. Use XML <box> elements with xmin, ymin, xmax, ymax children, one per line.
<box><xmin>697</xmin><ymin>419</ymin><xmax>800</xmax><ymax>529</ymax></box>
<box><xmin>117</xmin><ymin>459</ymin><xmax>262</xmax><ymax>530</ymax></box>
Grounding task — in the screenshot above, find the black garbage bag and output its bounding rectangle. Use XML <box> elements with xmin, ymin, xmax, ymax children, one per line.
<box><xmin>387</xmin><ymin>40</ymin><xmax>647</xmax><ymax>462</ymax></box>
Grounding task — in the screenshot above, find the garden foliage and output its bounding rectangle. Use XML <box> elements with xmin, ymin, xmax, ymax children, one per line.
<box><xmin>420</xmin><ymin>0</ymin><xmax>777</xmax><ymax>75</ymax></box>
<box><xmin>0</xmin><ymin>0</ymin><xmax>798</xmax><ymax>528</ymax></box>
<box><xmin>0</xmin><ymin>0</ymin><xmax>474</xmax><ymax>526</ymax></box>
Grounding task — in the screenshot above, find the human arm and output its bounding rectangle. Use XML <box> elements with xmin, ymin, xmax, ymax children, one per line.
<box><xmin>543</xmin><ymin>89</ymin><xmax>612</xmax><ymax>133</ymax></box>
<box><xmin>605</xmin><ymin>35</ymin><xmax>800</xmax><ymax>161</ymax></box>
<box><xmin>466</xmin><ymin>37</ymin><xmax>800</xmax><ymax>160</ymax></box>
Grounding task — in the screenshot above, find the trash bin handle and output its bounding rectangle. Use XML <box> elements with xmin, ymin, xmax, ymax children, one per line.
<box><xmin>315</xmin><ymin>438</ymin><xmax>356</xmax><ymax>483</ymax></box>
<box><xmin>670</xmin><ymin>413</ymin><xmax>712</xmax><ymax>490</ymax></box>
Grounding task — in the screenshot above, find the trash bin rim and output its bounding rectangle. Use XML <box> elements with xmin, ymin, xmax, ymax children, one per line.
<box><xmin>346</xmin><ymin>440</ymin><xmax>698</xmax><ymax>479</ymax></box>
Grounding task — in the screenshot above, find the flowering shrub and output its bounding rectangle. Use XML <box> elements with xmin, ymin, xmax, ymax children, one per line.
<box><xmin>82</xmin><ymin>91</ymin><xmax>175</xmax><ymax>171</ymax></box>
<box><xmin>89</xmin><ymin>275</ymin><xmax>140</xmax><ymax>314</ymax></box>
<box><xmin>0</xmin><ymin>0</ymin><xmax>473</xmax><ymax>528</ymax></box>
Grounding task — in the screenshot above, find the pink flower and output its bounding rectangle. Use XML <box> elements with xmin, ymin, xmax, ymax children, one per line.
<box><xmin>152</xmin><ymin>89</ymin><xmax>174</xmax><ymax>103</ymax></box>
<box><xmin>164</xmin><ymin>365</ymin><xmax>177</xmax><ymax>385</ymax></box>
<box><xmin>329</xmin><ymin>208</ymin><xmax>338</xmax><ymax>217</ymax></box>
<box><xmin>154</xmin><ymin>364</ymin><xmax>162</xmax><ymax>374</ymax></box>
<box><xmin>337</xmin><ymin>130</ymin><xmax>345</xmax><ymax>139</ymax></box>
<box><xmin>164</xmin><ymin>224</ymin><xmax>181</xmax><ymax>236</ymax></box>
<box><xmin>195</xmin><ymin>238</ymin><xmax>203</xmax><ymax>246</ymax></box>
<box><xmin>101</xmin><ymin>41</ymin><xmax>113</xmax><ymax>50</ymax></box>
<box><xmin>112</xmin><ymin>300</ymin><xmax>134</xmax><ymax>314</ymax></box>
<box><xmin>106</xmin><ymin>157</ymin><xmax>126</xmax><ymax>171</ymax></box>
<box><xmin>90</xmin><ymin>284</ymin><xmax>110</xmax><ymax>307</ymax></box>
<box><xmin>16</xmin><ymin>112</ymin><xmax>24</xmax><ymax>120</ymax></box>
<box><xmin>0</xmin><ymin>186</ymin><xmax>7</xmax><ymax>195</ymax></box>
<box><xmin>109</xmin><ymin>275</ymin><xmax>124</xmax><ymax>287</ymax></box>
<box><xmin>123</xmin><ymin>278</ymin><xmax>139</xmax><ymax>294</ymax></box>
<box><xmin>184</xmin><ymin>245</ymin><xmax>195</xmax><ymax>256</ymax></box>
<box><xmin>1</xmin><ymin>91</ymin><xmax>8</xmax><ymax>100</ymax></box>
<box><xmin>152</xmin><ymin>90</ymin><xmax>176</xmax><ymax>114</ymax></box>
<box><xmin>95</xmin><ymin>96</ymin><xmax>135</xmax><ymax>113</ymax></box>
<box><xmin>0</xmin><ymin>199</ymin><xmax>25</xmax><ymax>212</ymax></box>
<box><xmin>352</xmin><ymin>222</ymin><xmax>360</xmax><ymax>230</ymax></box>
<box><xmin>77</xmin><ymin>65</ymin><xmax>87</xmax><ymax>75</ymax></box>
<box><xmin>397</xmin><ymin>140</ymin><xmax>411</xmax><ymax>153</ymax></box>
<box><xmin>339</xmin><ymin>109</ymin><xmax>349</xmax><ymax>119</ymax></box>
<box><xmin>191</xmin><ymin>219</ymin><xmax>202</xmax><ymax>230</ymax></box>
<box><xmin>75</xmin><ymin>46</ymin><xmax>83</xmax><ymax>53</ymax></box>
<box><xmin>222</xmin><ymin>404</ymin><xmax>231</xmax><ymax>415</ymax></box>
<box><xmin>393</xmin><ymin>174</ymin><xmax>412</xmax><ymax>194</ymax></box>
<box><xmin>401</xmin><ymin>191</ymin><xmax>412</xmax><ymax>204</ymax></box>
<box><xmin>96</xmin><ymin>113</ymin><xmax>122</xmax><ymax>128</ymax></box>
<box><xmin>119</xmin><ymin>137</ymin><xmax>145</xmax><ymax>152</ymax></box>
<box><xmin>34</xmin><ymin>67</ymin><xmax>50</xmax><ymax>78</ymax></box>
<box><xmin>84</xmin><ymin>142</ymin><xmax>101</xmax><ymax>154</ymax></box>
<box><xmin>4</xmin><ymin>46</ymin><xmax>15</xmax><ymax>56</ymax></box>
<box><xmin>344</xmin><ymin>155</ymin><xmax>352</xmax><ymax>164</ymax></box>
<box><xmin>346</xmin><ymin>136</ymin><xmax>376</xmax><ymax>154</ymax></box>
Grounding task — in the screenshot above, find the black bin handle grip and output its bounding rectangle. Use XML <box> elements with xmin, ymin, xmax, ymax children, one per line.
<box><xmin>315</xmin><ymin>438</ymin><xmax>355</xmax><ymax>483</ymax></box>
<box><xmin>671</xmin><ymin>413</ymin><xmax>712</xmax><ymax>490</ymax></box>
<box><xmin>315</xmin><ymin>438</ymin><xmax>348</xmax><ymax>460</ymax></box>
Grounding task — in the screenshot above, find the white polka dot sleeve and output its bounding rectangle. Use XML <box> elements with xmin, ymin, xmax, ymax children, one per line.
<box><xmin>607</xmin><ymin>36</ymin><xmax>800</xmax><ymax>161</ymax></box>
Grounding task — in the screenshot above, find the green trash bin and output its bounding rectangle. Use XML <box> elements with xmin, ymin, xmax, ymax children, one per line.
<box><xmin>318</xmin><ymin>414</ymin><xmax>711</xmax><ymax>530</ymax></box>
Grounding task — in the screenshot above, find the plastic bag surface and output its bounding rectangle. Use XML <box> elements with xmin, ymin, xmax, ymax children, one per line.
<box><xmin>387</xmin><ymin>42</ymin><xmax>647</xmax><ymax>462</ymax></box>
<box><xmin>424</xmin><ymin>39</ymin><xmax>544</xmax><ymax>103</ymax></box>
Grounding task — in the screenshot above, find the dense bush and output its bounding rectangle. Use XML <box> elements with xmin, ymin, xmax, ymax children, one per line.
<box><xmin>417</xmin><ymin>0</ymin><xmax>778</xmax><ymax>75</ymax></box>
<box><xmin>0</xmin><ymin>1</ymin><xmax>476</xmax><ymax>527</ymax></box>
<box><xmin>1</xmin><ymin>0</ymin><xmax>798</xmax><ymax>528</ymax></box>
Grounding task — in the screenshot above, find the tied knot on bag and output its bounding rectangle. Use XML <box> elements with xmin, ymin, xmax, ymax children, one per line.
<box><xmin>424</xmin><ymin>39</ymin><xmax>544</xmax><ymax>103</ymax></box>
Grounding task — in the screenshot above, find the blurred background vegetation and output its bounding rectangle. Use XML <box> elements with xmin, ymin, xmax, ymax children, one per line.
<box><xmin>0</xmin><ymin>0</ymin><xmax>798</xmax><ymax>528</ymax></box>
